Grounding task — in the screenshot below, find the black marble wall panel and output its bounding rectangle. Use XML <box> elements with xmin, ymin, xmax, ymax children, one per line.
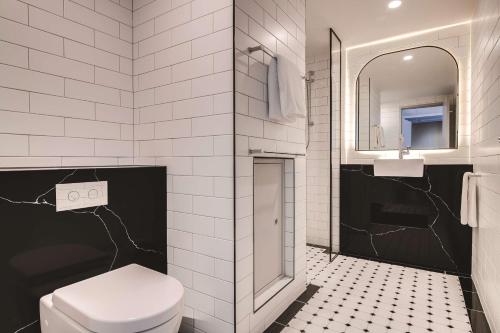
<box><xmin>340</xmin><ymin>164</ymin><xmax>472</xmax><ymax>275</ymax></box>
<box><xmin>0</xmin><ymin>167</ymin><xmax>166</xmax><ymax>333</ymax></box>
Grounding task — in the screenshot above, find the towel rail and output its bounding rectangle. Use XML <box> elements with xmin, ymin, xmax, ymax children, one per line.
<box><xmin>248</xmin><ymin>45</ymin><xmax>275</xmax><ymax>58</ymax></box>
<box><xmin>249</xmin><ymin>148</ymin><xmax>305</xmax><ymax>157</ymax></box>
<box><xmin>248</xmin><ymin>44</ymin><xmax>308</xmax><ymax>82</ymax></box>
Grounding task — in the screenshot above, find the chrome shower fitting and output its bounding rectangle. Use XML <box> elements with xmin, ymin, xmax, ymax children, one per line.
<box><xmin>306</xmin><ymin>71</ymin><xmax>315</xmax><ymax>148</ymax></box>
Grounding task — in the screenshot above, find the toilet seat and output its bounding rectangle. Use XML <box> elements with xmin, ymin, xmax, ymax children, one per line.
<box><xmin>45</xmin><ymin>264</ymin><xmax>184</xmax><ymax>333</ymax></box>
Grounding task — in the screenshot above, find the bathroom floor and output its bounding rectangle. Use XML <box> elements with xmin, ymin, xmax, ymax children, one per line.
<box><xmin>306</xmin><ymin>246</ymin><xmax>330</xmax><ymax>284</ymax></box>
<box><xmin>267</xmin><ymin>246</ymin><xmax>481</xmax><ymax>333</ymax></box>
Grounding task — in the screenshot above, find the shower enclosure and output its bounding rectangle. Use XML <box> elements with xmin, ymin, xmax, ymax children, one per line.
<box><xmin>305</xmin><ymin>29</ymin><xmax>341</xmax><ymax>262</ymax></box>
<box><xmin>329</xmin><ymin>29</ymin><xmax>342</xmax><ymax>261</ymax></box>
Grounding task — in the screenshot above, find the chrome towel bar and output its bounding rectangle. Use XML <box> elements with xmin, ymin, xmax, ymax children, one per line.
<box><xmin>249</xmin><ymin>148</ymin><xmax>305</xmax><ymax>157</ymax></box>
<box><xmin>247</xmin><ymin>45</ymin><xmax>275</xmax><ymax>58</ymax></box>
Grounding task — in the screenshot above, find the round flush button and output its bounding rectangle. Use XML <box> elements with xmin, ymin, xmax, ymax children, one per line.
<box><xmin>68</xmin><ymin>191</ymin><xmax>80</xmax><ymax>201</ymax></box>
<box><xmin>88</xmin><ymin>189</ymin><xmax>98</xmax><ymax>199</ymax></box>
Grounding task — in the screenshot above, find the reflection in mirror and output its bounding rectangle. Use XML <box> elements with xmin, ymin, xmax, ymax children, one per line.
<box><xmin>356</xmin><ymin>46</ymin><xmax>458</xmax><ymax>151</ymax></box>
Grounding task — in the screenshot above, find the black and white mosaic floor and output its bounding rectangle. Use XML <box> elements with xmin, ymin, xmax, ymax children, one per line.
<box><xmin>265</xmin><ymin>246</ymin><xmax>490</xmax><ymax>333</ymax></box>
<box><xmin>306</xmin><ymin>246</ymin><xmax>330</xmax><ymax>284</ymax></box>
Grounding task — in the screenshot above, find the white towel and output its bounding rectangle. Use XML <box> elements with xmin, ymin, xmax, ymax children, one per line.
<box><xmin>371</xmin><ymin>125</ymin><xmax>386</xmax><ymax>149</ymax></box>
<box><xmin>460</xmin><ymin>172</ymin><xmax>478</xmax><ymax>227</ymax></box>
<box><xmin>370</xmin><ymin>126</ymin><xmax>378</xmax><ymax>149</ymax></box>
<box><xmin>268</xmin><ymin>57</ymin><xmax>288</xmax><ymax>123</ymax></box>
<box><xmin>276</xmin><ymin>55</ymin><xmax>306</xmax><ymax>121</ymax></box>
<box><xmin>378</xmin><ymin>125</ymin><xmax>385</xmax><ymax>148</ymax></box>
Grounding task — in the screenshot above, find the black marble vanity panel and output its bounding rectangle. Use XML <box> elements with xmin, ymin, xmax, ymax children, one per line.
<box><xmin>0</xmin><ymin>167</ymin><xmax>166</xmax><ymax>333</ymax></box>
<box><xmin>340</xmin><ymin>164</ymin><xmax>472</xmax><ymax>275</ymax></box>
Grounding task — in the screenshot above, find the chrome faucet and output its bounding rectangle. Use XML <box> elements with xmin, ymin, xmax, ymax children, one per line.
<box><xmin>399</xmin><ymin>135</ymin><xmax>410</xmax><ymax>159</ymax></box>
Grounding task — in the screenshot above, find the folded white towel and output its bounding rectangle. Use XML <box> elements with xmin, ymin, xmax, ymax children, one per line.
<box><xmin>276</xmin><ymin>55</ymin><xmax>306</xmax><ymax>121</ymax></box>
<box><xmin>468</xmin><ymin>175</ymin><xmax>478</xmax><ymax>227</ymax></box>
<box><xmin>460</xmin><ymin>172</ymin><xmax>469</xmax><ymax>225</ymax></box>
<box><xmin>461</xmin><ymin>172</ymin><xmax>478</xmax><ymax>227</ymax></box>
<box><xmin>268</xmin><ymin>57</ymin><xmax>288</xmax><ymax>123</ymax></box>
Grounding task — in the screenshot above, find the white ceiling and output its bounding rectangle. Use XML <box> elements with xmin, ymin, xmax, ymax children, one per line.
<box><xmin>306</xmin><ymin>0</ymin><xmax>476</xmax><ymax>57</ymax></box>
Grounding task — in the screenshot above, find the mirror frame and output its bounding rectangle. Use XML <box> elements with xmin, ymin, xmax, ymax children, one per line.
<box><xmin>355</xmin><ymin>46</ymin><xmax>460</xmax><ymax>151</ymax></box>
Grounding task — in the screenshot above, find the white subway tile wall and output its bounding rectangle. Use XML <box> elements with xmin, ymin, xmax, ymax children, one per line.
<box><xmin>0</xmin><ymin>0</ymin><xmax>133</xmax><ymax>167</ymax></box>
<box><xmin>344</xmin><ymin>24</ymin><xmax>471</xmax><ymax>165</ymax></box>
<box><xmin>0</xmin><ymin>1</ymin><xmax>235</xmax><ymax>332</ymax></box>
<box><xmin>234</xmin><ymin>0</ymin><xmax>307</xmax><ymax>332</ymax></box>
<box><xmin>132</xmin><ymin>1</ymin><xmax>234</xmax><ymax>333</ymax></box>
<box><xmin>305</xmin><ymin>56</ymin><xmax>331</xmax><ymax>249</ymax></box>
<box><xmin>305</xmin><ymin>51</ymin><xmax>341</xmax><ymax>254</ymax></box>
<box><xmin>471</xmin><ymin>0</ymin><xmax>500</xmax><ymax>331</ymax></box>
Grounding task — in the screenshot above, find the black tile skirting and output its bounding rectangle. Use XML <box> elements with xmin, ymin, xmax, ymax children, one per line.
<box><xmin>264</xmin><ymin>284</ymin><xmax>321</xmax><ymax>332</ymax></box>
<box><xmin>460</xmin><ymin>277</ymin><xmax>492</xmax><ymax>333</ymax></box>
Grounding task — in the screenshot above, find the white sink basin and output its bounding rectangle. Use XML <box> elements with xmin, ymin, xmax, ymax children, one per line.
<box><xmin>374</xmin><ymin>159</ymin><xmax>424</xmax><ymax>177</ymax></box>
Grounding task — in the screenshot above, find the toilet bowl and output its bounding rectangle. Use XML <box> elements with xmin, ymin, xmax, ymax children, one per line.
<box><xmin>40</xmin><ymin>264</ymin><xmax>184</xmax><ymax>333</ymax></box>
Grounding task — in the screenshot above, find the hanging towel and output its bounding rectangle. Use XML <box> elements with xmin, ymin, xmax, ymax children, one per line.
<box><xmin>268</xmin><ymin>57</ymin><xmax>288</xmax><ymax>122</ymax></box>
<box><xmin>370</xmin><ymin>125</ymin><xmax>378</xmax><ymax>149</ymax></box>
<box><xmin>460</xmin><ymin>172</ymin><xmax>478</xmax><ymax>227</ymax></box>
<box><xmin>276</xmin><ymin>55</ymin><xmax>306</xmax><ymax>121</ymax></box>
<box><xmin>371</xmin><ymin>125</ymin><xmax>386</xmax><ymax>149</ymax></box>
<box><xmin>378</xmin><ymin>125</ymin><xmax>385</xmax><ymax>148</ymax></box>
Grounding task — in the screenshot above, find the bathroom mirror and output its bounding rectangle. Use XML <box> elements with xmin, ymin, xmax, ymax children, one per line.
<box><xmin>356</xmin><ymin>46</ymin><xmax>459</xmax><ymax>151</ymax></box>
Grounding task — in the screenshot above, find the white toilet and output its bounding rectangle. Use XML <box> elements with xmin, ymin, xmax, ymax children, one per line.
<box><xmin>40</xmin><ymin>264</ymin><xmax>184</xmax><ymax>333</ymax></box>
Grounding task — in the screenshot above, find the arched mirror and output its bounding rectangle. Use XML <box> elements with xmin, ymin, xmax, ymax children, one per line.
<box><xmin>356</xmin><ymin>46</ymin><xmax>459</xmax><ymax>151</ymax></box>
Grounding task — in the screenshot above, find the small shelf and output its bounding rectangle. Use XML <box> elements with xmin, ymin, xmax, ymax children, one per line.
<box><xmin>371</xmin><ymin>203</ymin><xmax>430</xmax><ymax>229</ymax></box>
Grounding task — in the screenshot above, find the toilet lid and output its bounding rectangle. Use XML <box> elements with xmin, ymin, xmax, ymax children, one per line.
<box><xmin>52</xmin><ymin>264</ymin><xmax>184</xmax><ymax>333</ymax></box>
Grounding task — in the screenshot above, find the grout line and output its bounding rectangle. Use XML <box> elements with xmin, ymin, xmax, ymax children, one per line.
<box><xmin>271</xmin><ymin>285</ymin><xmax>321</xmax><ymax>328</ymax></box>
<box><xmin>0</xmin><ymin>85</ymin><xmax>127</xmax><ymax>112</ymax></box>
<box><xmin>0</xmin><ymin>6</ymin><xmax>132</xmax><ymax>53</ymax></box>
<box><xmin>0</xmin><ymin>61</ymin><xmax>132</xmax><ymax>94</ymax></box>
<box><xmin>0</xmin><ymin>37</ymin><xmax>129</xmax><ymax>77</ymax></box>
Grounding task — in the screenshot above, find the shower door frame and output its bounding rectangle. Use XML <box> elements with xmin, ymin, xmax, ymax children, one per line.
<box><xmin>329</xmin><ymin>28</ymin><xmax>342</xmax><ymax>262</ymax></box>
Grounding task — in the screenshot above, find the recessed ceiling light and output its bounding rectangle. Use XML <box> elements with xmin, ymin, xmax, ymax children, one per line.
<box><xmin>403</xmin><ymin>55</ymin><xmax>413</xmax><ymax>61</ymax></box>
<box><xmin>388</xmin><ymin>0</ymin><xmax>402</xmax><ymax>9</ymax></box>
